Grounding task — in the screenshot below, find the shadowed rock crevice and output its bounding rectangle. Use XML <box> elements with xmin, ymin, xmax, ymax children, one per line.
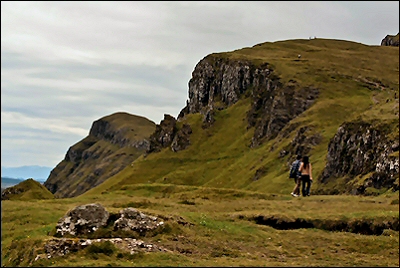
<box><xmin>249</xmin><ymin>215</ymin><xmax>399</xmax><ymax>236</ymax></box>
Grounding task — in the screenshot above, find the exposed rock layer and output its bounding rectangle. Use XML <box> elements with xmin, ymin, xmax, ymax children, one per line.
<box><xmin>317</xmin><ymin>120</ymin><xmax>399</xmax><ymax>195</ymax></box>
<box><xmin>178</xmin><ymin>56</ymin><xmax>319</xmax><ymax>147</ymax></box>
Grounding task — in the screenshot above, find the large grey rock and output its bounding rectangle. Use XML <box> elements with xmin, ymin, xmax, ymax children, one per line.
<box><xmin>113</xmin><ymin>208</ymin><xmax>164</xmax><ymax>233</ymax></box>
<box><xmin>56</xmin><ymin>203</ymin><xmax>109</xmax><ymax>236</ymax></box>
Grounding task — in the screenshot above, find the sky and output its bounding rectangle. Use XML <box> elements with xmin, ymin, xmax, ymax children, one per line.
<box><xmin>1</xmin><ymin>1</ymin><xmax>399</xmax><ymax>169</ymax></box>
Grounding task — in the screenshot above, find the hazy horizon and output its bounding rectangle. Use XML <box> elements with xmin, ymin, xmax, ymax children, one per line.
<box><xmin>1</xmin><ymin>165</ymin><xmax>52</xmax><ymax>181</ymax></box>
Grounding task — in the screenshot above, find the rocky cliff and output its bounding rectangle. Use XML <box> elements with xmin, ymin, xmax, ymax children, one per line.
<box><xmin>44</xmin><ymin>112</ymin><xmax>156</xmax><ymax>198</ymax></box>
<box><xmin>178</xmin><ymin>56</ymin><xmax>319</xmax><ymax>147</ymax></box>
<box><xmin>316</xmin><ymin>120</ymin><xmax>399</xmax><ymax>195</ymax></box>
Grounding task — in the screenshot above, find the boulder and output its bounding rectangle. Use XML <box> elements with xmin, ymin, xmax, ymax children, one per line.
<box><xmin>56</xmin><ymin>203</ymin><xmax>109</xmax><ymax>236</ymax></box>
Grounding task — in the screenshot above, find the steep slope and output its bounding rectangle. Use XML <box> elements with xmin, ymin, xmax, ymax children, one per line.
<box><xmin>83</xmin><ymin>38</ymin><xmax>398</xmax><ymax>198</ymax></box>
<box><xmin>44</xmin><ymin>112</ymin><xmax>156</xmax><ymax>198</ymax></box>
<box><xmin>1</xmin><ymin>178</ymin><xmax>54</xmax><ymax>200</ymax></box>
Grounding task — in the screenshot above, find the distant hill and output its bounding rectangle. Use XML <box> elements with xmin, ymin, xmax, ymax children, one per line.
<box><xmin>1</xmin><ymin>178</ymin><xmax>54</xmax><ymax>200</ymax></box>
<box><xmin>44</xmin><ymin>112</ymin><xmax>156</xmax><ymax>198</ymax></box>
<box><xmin>1</xmin><ymin>165</ymin><xmax>52</xmax><ymax>181</ymax></box>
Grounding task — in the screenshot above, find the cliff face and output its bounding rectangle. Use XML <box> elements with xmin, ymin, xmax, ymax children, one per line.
<box><xmin>44</xmin><ymin>112</ymin><xmax>156</xmax><ymax>198</ymax></box>
<box><xmin>178</xmin><ymin>56</ymin><xmax>319</xmax><ymax>147</ymax></box>
<box><xmin>317</xmin><ymin>120</ymin><xmax>399</xmax><ymax>195</ymax></box>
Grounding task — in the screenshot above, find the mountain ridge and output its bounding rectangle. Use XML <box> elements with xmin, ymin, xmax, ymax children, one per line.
<box><xmin>42</xmin><ymin>36</ymin><xmax>399</xmax><ymax>199</ymax></box>
<box><xmin>43</xmin><ymin>112</ymin><xmax>156</xmax><ymax>198</ymax></box>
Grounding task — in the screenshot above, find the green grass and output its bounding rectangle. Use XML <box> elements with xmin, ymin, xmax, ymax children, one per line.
<box><xmin>2</xmin><ymin>186</ymin><xmax>399</xmax><ymax>266</ymax></box>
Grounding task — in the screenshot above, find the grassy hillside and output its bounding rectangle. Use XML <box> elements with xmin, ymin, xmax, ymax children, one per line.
<box><xmin>1</xmin><ymin>178</ymin><xmax>54</xmax><ymax>201</ymax></box>
<box><xmin>1</xmin><ymin>38</ymin><xmax>399</xmax><ymax>267</ymax></box>
<box><xmin>85</xmin><ymin>38</ymin><xmax>399</xmax><ymax>197</ymax></box>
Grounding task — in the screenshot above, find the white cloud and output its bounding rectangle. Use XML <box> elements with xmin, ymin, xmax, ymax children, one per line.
<box><xmin>1</xmin><ymin>111</ymin><xmax>89</xmax><ymax>137</ymax></box>
<box><xmin>1</xmin><ymin>1</ymin><xmax>399</xmax><ymax>168</ymax></box>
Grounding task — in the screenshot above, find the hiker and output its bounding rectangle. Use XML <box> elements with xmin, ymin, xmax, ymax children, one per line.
<box><xmin>299</xmin><ymin>155</ymin><xmax>313</xmax><ymax>196</ymax></box>
<box><xmin>290</xmin><ymin>155</ymin><xmax>302</xmax><ymax>197</ymax></box>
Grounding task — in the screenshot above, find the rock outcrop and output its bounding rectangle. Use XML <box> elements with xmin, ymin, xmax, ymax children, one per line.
<box><xmin>178</xmin><ymin>56</ymin><xmax>319</xmax><ymax>147</ymax></box>
<box><xmin>381</xmin><ymin>33</ymin><xmax>399</xmax><ymax>47</ymax></box>
<box><xmin>36</xmin><ymin>203</ymin><xmax>171</xmax><ymax>261</ymax></box>
<box><xmin>56</xmin><ymin>204</ymin><xmax>165</xmax><ymax>238</ymax></box>
<box><xmin>44</xmin><ymin>112</ymin><xmax>156</xmax><ymax>198</ymax></box>
<box><xmin>147</xmin><ymin>114</ymin><xmax>192</xmax><ymax>153</ymax></box>
<box><xmin>247</xmin><ymin>80</ymin><xmax>319</xmax><ymax>147</ymax></box>
<box><xmin>317</xmin><ymin>120</ymin><xmax>399</xmax><ymax>195</ymax></box>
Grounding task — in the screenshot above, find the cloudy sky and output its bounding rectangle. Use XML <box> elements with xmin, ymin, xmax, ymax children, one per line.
<box><xmin>1</xmin><ymin>1</ymin><xmax>399</xmax><ymax>169</ymax></box>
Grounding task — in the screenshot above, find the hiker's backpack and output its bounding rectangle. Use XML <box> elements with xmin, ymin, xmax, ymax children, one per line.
<box><xmin>289</xmin><ymin>160</ymin><xmax>300</xmax><ymax>179</ymax></box>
